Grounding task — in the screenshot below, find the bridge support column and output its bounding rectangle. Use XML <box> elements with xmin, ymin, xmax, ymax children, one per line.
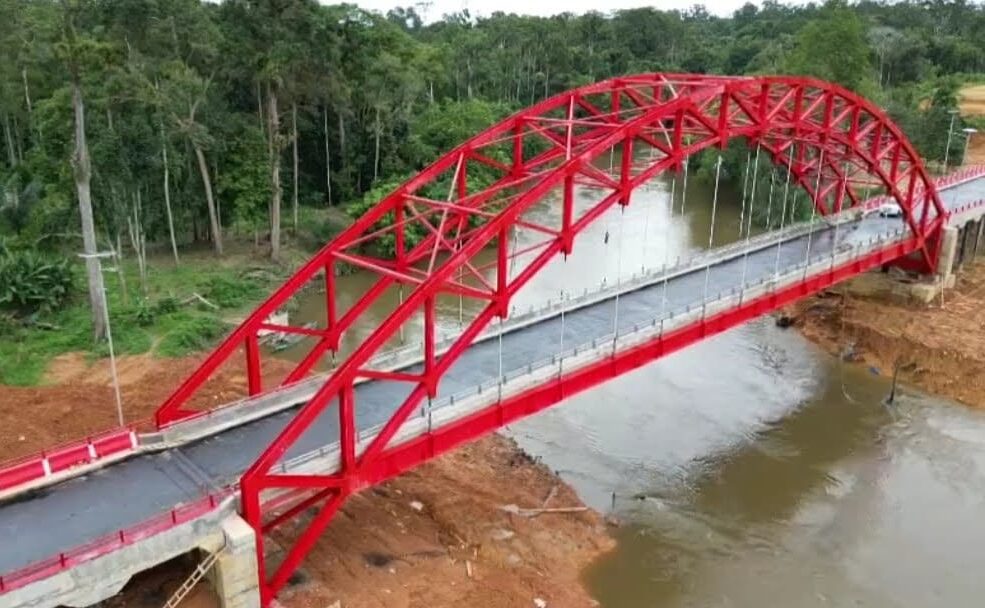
<box><xmin>209</xmin><ymin>516</ymin><xmax>261</xmax><ymax>608</ymax></box>
<box><xmin>974</xmin><ymin>219</ymin><xmax>984</xmax><ymax>258</ymax></box>
<box><xmin>937</xmin><ymin>226</ymin><xmax>960</xmax><ymax>286</ymax></box>
<box><xmin>956</xmin><ymin>225</ymin><xmax>968</xmax><ymax>269</ymax></box>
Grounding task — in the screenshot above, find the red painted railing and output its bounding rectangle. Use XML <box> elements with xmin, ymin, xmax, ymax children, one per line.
<box><xmin>0</xmin><ymin>427</ymin><xmax>139</xmax><ymax>492</ymax></box>
<box><xmin>2</xmin><ymin>165</ymin><xmax>984</xmax><ymax>599</ymax></box>
<box><xmin>940</xmin><ymin>165</ymin><xmax>985</xmax><ymax>218</ymax></box>
<box><xmin>864</xmin><ymin>165</ymin><xmax>985</xmax><ymax>211</ymax></box>
<box><xmin>0</xmin><ymin>491</ymin><xmax>228</xmax><ymax>594</ymax></box>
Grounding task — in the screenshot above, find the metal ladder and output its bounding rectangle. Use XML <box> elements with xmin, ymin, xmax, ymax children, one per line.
<box><xmin>161</xmin><ymin>543</ymin><xmax>225</xmax><ymax>608</ymax></box>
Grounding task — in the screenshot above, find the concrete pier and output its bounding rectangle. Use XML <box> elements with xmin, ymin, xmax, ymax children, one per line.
<box><xmin>939</xmin><ymin>225</ymin><xmax>960</xmax><ymax>285</ymax></box>
<box><xmin>208</xmin><ymin>516</ymin><xmax>261</xmax><ymax>608</ymax></box>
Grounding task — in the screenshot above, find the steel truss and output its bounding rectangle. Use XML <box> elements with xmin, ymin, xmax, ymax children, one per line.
<box><xmin>153</xmin><ymin>74</ymin><xmax>945</xmax><ymax>605</ymax></box>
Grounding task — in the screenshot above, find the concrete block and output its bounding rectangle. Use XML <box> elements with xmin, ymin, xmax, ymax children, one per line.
<box><xmin>209</xmin><ymin>516</ymin><xmax>260</xmax><ymax>608</ymax></box>
<box><xmin>840</xmin><ymin>270</ymin><xmax>947</xmax><ymax>306</ymax></box>
<box><xmin>938</xmin><ymin>226</ymin><xmax>959</xmax><ymax>280</ymax></box>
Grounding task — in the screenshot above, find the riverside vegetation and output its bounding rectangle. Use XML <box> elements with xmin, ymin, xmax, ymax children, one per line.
<box><xmin>2</xmin><ymin>0</ymin><xmax>984</xmax><ymax>385</ymax></box>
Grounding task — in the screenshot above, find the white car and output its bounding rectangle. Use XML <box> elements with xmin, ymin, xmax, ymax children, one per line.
<box><xmin>877</xmin><ymin>203</ymin><xmax>902</xmax><ymax>218</ymax></box>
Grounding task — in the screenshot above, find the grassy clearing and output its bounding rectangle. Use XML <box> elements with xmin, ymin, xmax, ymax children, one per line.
<box><xmin>0</xmin><ymin>236</ymin><xmax>328</xmax><ymax>386</ymax></box>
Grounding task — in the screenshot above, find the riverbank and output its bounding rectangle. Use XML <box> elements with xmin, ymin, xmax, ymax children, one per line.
<box><xmin>786</xmin><ymin>259</ymin><xmax>985</xmax><ymax>408</ymax></box>
<box><xmin>105</xmin><ymin>436</ymin><xmax>612</xmax><ymax>608</ymax></box>
<box><xmin>0</xmin><ymin>352</ymin><xmax>613</xmax><ymax>607</ymax></box>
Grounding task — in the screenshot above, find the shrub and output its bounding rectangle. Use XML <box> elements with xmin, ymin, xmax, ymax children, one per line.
<box><xmin>154</xmin><ymin>295</ymin><xmax>180</xmax><ymax>315</ymax></box>
<box><xmin>130</xmin><ymin>299</ymin><xmax>157</xmax><ymax>327</ymax></box>
<box><xmin>199</xmin><ymin>274</ymin><xmax>260</xmax><ymax>309</ymax></box>
<box><xmin>157</xmin><ymin>314</ymin><xmax>227</xmax><ymax>357</ymax></box>
<box><xmin>0</xmin><ymin>247</ymin><xmax>75</xmax><ymax>315</ymax></box>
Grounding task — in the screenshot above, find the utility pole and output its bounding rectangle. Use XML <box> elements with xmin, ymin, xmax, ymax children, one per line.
<box><xmin>77</xmin><ymin>251</ymin><xmax>125</xmax><ymax>427</ymax></box>
<box><xmin>943</xmin><ymin>109</ymin><xmax>959</xmax><ymax>168</ymax></box>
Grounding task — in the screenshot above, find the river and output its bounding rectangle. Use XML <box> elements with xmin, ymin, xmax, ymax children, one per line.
<box><xmin>283</xmin><ymin>168</ymin><xmax>985</xmax><ymax>606</ymax></box>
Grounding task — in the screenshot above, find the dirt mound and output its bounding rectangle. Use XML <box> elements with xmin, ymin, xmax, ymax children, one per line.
<box><xmin>0</xmin><ymin>352</ymin><xmax>295</xmax><ymax>461</ymax></box>
<box><xmin>964</xmin><ymin>132</ymin><xmax>985</xmax><ymax>165</ymax></box>
<box><xmin>789</xmin><ymin>260</ymin><xmax>985</xmax><ymax>409</ymax></box>
<box><xmin>268</xmin><ymin>435</ymin><xmax>613</xmax><ymax>608</ymax></box>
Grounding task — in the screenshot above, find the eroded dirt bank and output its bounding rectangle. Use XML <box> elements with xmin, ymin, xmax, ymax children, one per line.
<box><xmin>785</xmin><ymin>260</ymin><xmax>985</xmax><ymax>408</ymax></box>
<box><xmin>1</xmin><ymin>355</ymin><xmax>613</xmax><ymax>607</ymax></box>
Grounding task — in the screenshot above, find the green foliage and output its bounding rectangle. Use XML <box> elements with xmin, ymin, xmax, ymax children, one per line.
<box><xmin>403</xmin><ymin>99</ymin><xmax>513</xmax><ymax>166</ymax></box>
<box><xmin>344</xmin><ymin>174</ymin><xmax>421</xmax><ymax>257</ymax></box>
<box><xmin>130</xmin><ymin>299</ymin><xmax>157</xmax><ymax>326</ymax></box>
<box><xmin>784</xmin><ymin>2</ymin><xmax>873</xmax><ymax>92</ymax></box>
<box><xmin>884</xmin><ymin>77</ymin><xmax>965</xmax><ymax>164</ymax></box>
<box><xmin>0</xmin><ymin>246</ymin><xmax>75</xmax><ymax>315</ymax></box>
<box><xmin>217</xmin><ymin>123</ymin><xmax>270</xmax><ymax>233</ymax></box>
<box><xmin>156</xmin><ymin>312</ymin><xmax>227</xmax><ymax>357</ymax></box>
<box><xmin>199</xmin><ymin>274</ymin><xmax>262</xmax><ymax>309</ymax></box>
<box><xmin>309</xmin><ymin>213</ymin><xmax>350</xmax><ymax>247</ymax></box>
<box><xmin>2</xmin><ymin>0</ymin><xmax>985</xmax><ymax>383</ymax></box>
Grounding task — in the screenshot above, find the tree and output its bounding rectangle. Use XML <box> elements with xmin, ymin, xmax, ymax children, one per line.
<box><xmin>785</xmin><ymin>1</ymin><xmax>873</xmax><ymax>92</ymax></box>
<box><xmin>59</xmin><ymin>0</ymin><xmax>110</xmax><ymax>340</ymax></box>
<box><xmin>156</xmin><ymin>62</ymin><xmax>224</xmax><ymax>255</ymax></box>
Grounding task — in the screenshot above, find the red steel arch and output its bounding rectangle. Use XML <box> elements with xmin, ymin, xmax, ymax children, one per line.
<box><xmin>153</xmin><ymin>74</ymin><xmax>946</xmax><ymax>604</ymax></box>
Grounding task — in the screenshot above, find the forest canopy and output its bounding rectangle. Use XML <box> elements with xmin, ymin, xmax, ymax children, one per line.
<box><xmin>0</xmin><ymin>0</ymin><xmax>982</xmax><ymax>341</ymax></box>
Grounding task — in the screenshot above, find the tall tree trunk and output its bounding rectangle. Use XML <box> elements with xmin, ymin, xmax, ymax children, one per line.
<box><xmin>12</xmin><ymin>116</ymin><xmax>23</xmax><ymax>163</ymax></box>
<box><xmin>257</xmin><ymin>81</ymin><xmax>265</xmax><ymax>137</ymax></box>
<box><xmin>161</xmin><ymin>127</ymin><xmax>179</xmax><ymax>265</ymax></box>
<box><xmin>2</xmin><ymin>113</ymin><xmax>15</xmax><ymax>168</ymax></box>
<box><xmin>193</xmin><ymin>143</ymin><xmax>223</xmax><ymax>255</ymax></box>
<box><xmin>22</xmin><ymin>68</ymin><xmax>32</xmax><ymax>117</ymax></box>
<box><xmin>127</xmin><ymin>189</ymin><xmax>148</xmax><ymax>295</ymax></box>
<box><xmin>428</xmin><ymin>80</ymin><xmax>434</xmax><ymax>104</ymax></box>
<box><xmin>70</xmin><ymin>80</ymin><xmax>108</xmax><ymax>340</ymax></box>
<box><xmin>213</xmin><ymin>155</ymin><xmax>222</xmax><ymax>234</ymax></box>
<box><xmin>292</xmin><ymin>102</ymin><xmax>299</xmax><ymax>233</ymax></box>
<box><xmin>373</xmin><ymin>106</ymin><xmax>381</xmax><ymax>183</ymax></box>
<box><xmin>323</xmin><ymin>105</ymin><xmax>332</xmax><ymax>205</ymax></box>
<box><xmin>267</xmin><ymin>84</ymin><xmax>282</xmax><ymax>261</ymax></box>
<box><xmin>338</xmin><ymin>112</ymin><xmax>345</xmax><ymax>167</ymax></box>
<box><xmin>115</xmin><ymin>232</ymin><xmax>129</xmax><ymax>307</ymax></box>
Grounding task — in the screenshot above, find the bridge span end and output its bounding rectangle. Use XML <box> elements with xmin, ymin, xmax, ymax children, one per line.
<box><xmin>2</xmin><ymin>500</ymin><xmax>260</xmax><ymax>608</ymax></box>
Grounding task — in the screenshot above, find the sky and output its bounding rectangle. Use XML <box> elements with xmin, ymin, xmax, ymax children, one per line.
<box><xmin>348</xmin><ymin>0</ymin><xmax>770</xmax><ymax>22</ymax></box>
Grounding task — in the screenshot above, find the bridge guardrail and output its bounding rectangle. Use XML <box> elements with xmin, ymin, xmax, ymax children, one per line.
<box><xmin>153</xmin><ymin>167</ymin><xmax>985</xmax><ymax>436</ymax></box>
<box><xmin>0</xmin><ymin>491</ymin><xmax>230</xmax><ymax>594</ymax></box>
<box><xmin>0</xmin><ymin>427</ymin><xmax>139</xmax><ymax>493</ymax></box>
<box><xmin>863</xmin><ymin>165</ymin><xmax>985</xmax><ymax>211</ymax></box>
<box><xmin>0</xmin><ymin>224</ymin><xmax>913</xmax><ymax>595</ymax></box>
<box><xmin>153</xmin><ymin>209</ymin><xmax>859</xmax><ymax>438</ymax></box>
<box><xmin>4</xmin><ymin>167</ymin><xmax>982</xmax><ymax>495</ymax></box>
<box><xmin>279</xmin><ymin>225</ymin><xmax>912</xmax><ymax>473</ymax></box>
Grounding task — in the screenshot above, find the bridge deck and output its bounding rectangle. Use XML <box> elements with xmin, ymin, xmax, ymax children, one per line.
<box><xmin>1</xmin><ymin>176</ymin><xmax>984</xmax><ymax>578</ymax></box>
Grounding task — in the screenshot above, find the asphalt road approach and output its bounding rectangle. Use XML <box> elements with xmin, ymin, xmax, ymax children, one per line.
<box><xmin>2</xmin><ymin>177</ymin><xmax>984</xmax><ymax>575</ymax></box>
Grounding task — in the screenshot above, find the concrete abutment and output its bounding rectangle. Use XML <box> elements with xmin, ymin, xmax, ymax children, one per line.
<box><xmin>207</xmin><ymin>516</ymin><xmax>261</xmax><ymax>608</ymax></box>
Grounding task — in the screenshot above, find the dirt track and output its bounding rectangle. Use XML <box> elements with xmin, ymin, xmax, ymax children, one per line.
<box><xmin>959</xmin><ymin>83</ymin><xmax>985</xmax><ymax>118</ymax></box>
<box><xmin>959</xmin><ymin>84</ymin><xmax>985</xmax><ymax>165</ymax></box>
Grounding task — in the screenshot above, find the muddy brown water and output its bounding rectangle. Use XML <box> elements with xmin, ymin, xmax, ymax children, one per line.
<box><xmin>283</xmin><ymin>167</ymin><xmax>985</xmax><ymax>606</ymax></box>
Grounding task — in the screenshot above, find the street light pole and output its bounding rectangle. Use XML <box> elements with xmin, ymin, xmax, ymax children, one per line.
<box><xmin>943</xmin><ymin>109</ymin><xmax>959</xmax><ymax>168</ymax></box>
<box><xmin>78</xmin><ymin>250</ymin><xmax>124</xmax><ymax>427</ymax></box>
<box><xmin>963</xmin><ymin>128</ymin><xmax>980</xmax><ymax>167</ymax></box>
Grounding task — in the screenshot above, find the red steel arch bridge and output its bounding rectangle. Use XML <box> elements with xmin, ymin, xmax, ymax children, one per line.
<box><xmin>2</xmin><ymin>73</ymin><xmax>985</xmax><ymax>608</ymax></box>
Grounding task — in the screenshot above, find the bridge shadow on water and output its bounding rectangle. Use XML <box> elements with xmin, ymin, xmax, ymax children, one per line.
<box><xmin>579</xmin><ymin>343</ymin><xmax>900</xmax><ymax>606</ymax></box>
